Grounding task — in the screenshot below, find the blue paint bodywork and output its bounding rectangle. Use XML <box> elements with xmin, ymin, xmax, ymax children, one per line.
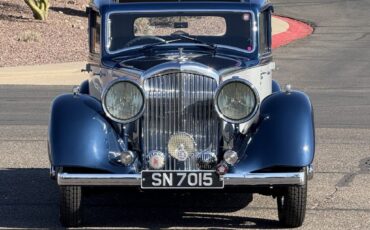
<box><xmin>272</xmin><ymin>80</ymin><xmax>281</xmax><ymax>93</ymax></box>
<box><xmin>79</xmin><ymin>80</ymin><xmax>90</xmax><ymax>94</ymax></box>
<box><xmin>49</xmin><ymin>91</ymin><xmax>314</xmax><ymax>174</ymax></box>
<box><xmin>48</xmin><ymin>94</ymin><xmax>136</xmax><ymax>173</ymax></box>
<box><xmin>92</xmin><ymin>1</ymin><xmax>271</xmax><ymax>60</ymax></box>
<box><xmin>233</xmin><ymin>91</ymin><xmax>315</xmax><ymax>173</ymax></box>
<box><xmin>48</xmin><ymin>0</ymin><xmax>314</xmax><ymax>176</ymax></box>
<box><xmin>91</xmin><ymin>0</ymin><xmax>269</xmax><ymax>10</ymax></box>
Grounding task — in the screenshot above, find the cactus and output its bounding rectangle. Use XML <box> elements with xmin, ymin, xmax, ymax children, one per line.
<box><xmin>24</xmin><ymin>0</ymin><xmax>50</xmax><ymax>20</ymax></box>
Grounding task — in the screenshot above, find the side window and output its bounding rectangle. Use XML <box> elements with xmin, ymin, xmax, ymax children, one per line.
<box><xmin>259</xmin><ymin>10</ymin><xmax>271</xmax><ymax>55</ymax></box>
<box><xmin>89</xmin><ymin>10</ymin><xmax>101</xmax><ymax>54</ymax></box>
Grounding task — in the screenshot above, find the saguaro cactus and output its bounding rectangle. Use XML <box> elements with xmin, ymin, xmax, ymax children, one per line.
<box><xmin>24</xmin><ymin>0</ymin><xmax>50</xmax><ymax>20</ymax></box>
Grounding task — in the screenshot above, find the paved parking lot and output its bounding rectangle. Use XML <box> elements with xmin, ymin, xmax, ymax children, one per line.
<box><xmin>1</xmin><ymin>0</ymin><xmax>370</xmax><ymax>229</ymax></box>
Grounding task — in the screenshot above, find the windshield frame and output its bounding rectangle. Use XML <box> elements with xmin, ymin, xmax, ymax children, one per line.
<box><xmin>104</xmin><ymin>9</ymin><xmax>256</xmax><ymax>56</ymax></box>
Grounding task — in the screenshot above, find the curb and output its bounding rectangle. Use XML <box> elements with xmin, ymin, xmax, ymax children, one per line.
<box><xmin>272</xmin><ymin>15</ymin><xmax>313</xmax><ymax>49</ymax></box>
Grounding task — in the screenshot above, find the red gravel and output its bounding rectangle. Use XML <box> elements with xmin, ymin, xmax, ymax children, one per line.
<box><xmin>0</xmin><ymin>0</ymin><xmax>89</xmax><ymax>67</ymax></box>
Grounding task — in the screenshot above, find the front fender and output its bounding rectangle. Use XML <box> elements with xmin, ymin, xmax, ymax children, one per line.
<box><xmin>234</xmin><ymin>90</ymin><xmax>315</xmax><ymax>173</ymax></box>
<box><xmin>48</xmin><ymin>94</ymin><xmax>135</xmax><ymax>173</ymax></box>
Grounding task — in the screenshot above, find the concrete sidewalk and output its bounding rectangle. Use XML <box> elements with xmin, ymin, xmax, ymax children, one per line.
<box><xmin>0</xmin><ymin>62</ymin><xmax>88</xmax><ymax>85</ymax></box>
<box><xmin>0</xmin><ymin>16</ymin><xmax>290</xmax><ymax>86</ymax></box>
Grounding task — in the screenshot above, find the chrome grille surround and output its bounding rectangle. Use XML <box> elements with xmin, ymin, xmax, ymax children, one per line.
<box><xmin>142</xmin><ymin>69</ymin><xmax>219</xmax><ymax>170</ymax></box>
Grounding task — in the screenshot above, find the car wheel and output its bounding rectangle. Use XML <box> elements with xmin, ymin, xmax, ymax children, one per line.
<box><xmin>59</xmin><ymin>185</ymin><xmax>83</xmax><ymax>227</ymax></box>
<box><xmin>277</xmin><ymin>178</ymin><xmax>307</xmax><ymax>227</ymax></box>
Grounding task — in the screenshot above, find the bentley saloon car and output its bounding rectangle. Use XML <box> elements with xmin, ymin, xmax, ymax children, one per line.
<box><xmin>48</xmin><ymin>0</ymin><xmax>315</xmax><ymax>227</ymax></box>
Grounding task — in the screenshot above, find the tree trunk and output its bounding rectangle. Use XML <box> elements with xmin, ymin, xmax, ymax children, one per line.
<box><xmin>24</xmin><ymin>0</ymin><xmax>50</xmax><ymax>20</ymax></box>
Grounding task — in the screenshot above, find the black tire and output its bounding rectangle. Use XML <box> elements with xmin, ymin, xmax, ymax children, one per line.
<box><xmin>59</xmin><ymin>186</ymin><xmax>83</xmax><ymax>227</ymax></box>
<box><xmin>277</xmin><ymin>180</ymin><xmax>307</xmax><ymax>228</ymax></box>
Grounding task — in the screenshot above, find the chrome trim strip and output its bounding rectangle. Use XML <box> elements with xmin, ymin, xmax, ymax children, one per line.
<box><xmin>57</xmin><ymin>173</ymin><xmax>141</xmax><ymax>186</ymax></box>
<box><xmin>142</xmin><ymin>61</ymin><xmax>220</xmax><ymax>83</ymax></box>
<box><xmin>307</xmin><ymin>164</ymin><xmax>314</xmax><ymax>180</ymax></box>
<box><xmin>57</xmin><ymin>172</ymin><xmax>305</xmax><ymax>186</ymax></box>
<box><xmin>105</xmin><ymin>9</ymin><xmax>256</xmax><ymax>55</ymax></box>
<box><xmin>50</xmin><ymin>166</ymin><xmax>56</xmax><ymax>179</ymax></box>
<box><xmin>222</xmin><ymin>172</ymin><xmax>306</xmax><ymax>186</ymax></box>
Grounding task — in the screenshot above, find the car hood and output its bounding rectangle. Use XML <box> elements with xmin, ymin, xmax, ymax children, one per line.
<box><xmin>112</xmin><ymin>53</ymin><xmax>260</xmax><ymax>76</ymax></box>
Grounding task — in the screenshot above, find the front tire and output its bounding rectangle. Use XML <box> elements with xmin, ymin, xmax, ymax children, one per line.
<box><xmin>59</xmin><ymin>186</ymin><xmax>83</xmax><ymax>227</ymax></box>
<box><xmin>277</xmin><ymin>180</ymin><xmax>307</xmax><ymax>227</ymax></box>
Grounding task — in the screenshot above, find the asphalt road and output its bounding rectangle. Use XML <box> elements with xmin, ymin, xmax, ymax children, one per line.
<box><xmin>1</xmin><ymin>0</ymin><xmax>370</xmax><ymax>229</ymax></box>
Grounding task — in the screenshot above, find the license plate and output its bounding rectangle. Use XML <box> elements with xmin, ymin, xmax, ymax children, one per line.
<box><xmin>141</xmin><ymin>170</ymin><xmax>224</xmax><ymax>189</ymax></box>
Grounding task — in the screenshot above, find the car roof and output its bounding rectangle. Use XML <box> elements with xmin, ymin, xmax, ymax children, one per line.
<box><xmin>90</xmin><ymin>0</ymin><xmax>270</xmax><ymax>12</ymax></box>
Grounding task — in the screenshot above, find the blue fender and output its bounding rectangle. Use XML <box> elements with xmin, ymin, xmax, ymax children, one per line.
<box><xmin>272</xmin><ymin>79</ymin><xmax>281</xmax><ymax>93</ymax></box>
<box><xmin>233</xmin><ymin>90</ymin><xmax>315</xmax><ymax>173</ymax></box>
<box><xmin>79</xmin><ymin>80</ymin><xmax>89</xmax><ymax>94</ymax></box>
<box><xmin>48</xmin><ymin>94</ymin><xmax>135</xmax><ymax>173</ymax></box>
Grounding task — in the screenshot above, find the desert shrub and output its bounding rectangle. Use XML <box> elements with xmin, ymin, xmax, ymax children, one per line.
<box><xmin>24</xmin><ymin>0</ymin><xmax>50</xmax><ymax>20</ymax></box>
<box><xmin>18</xmin><ymin>31</ymin><xmax>41</xmax><ymax>42</ymax></box>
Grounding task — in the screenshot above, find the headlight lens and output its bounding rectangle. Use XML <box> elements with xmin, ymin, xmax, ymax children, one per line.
<box><xmin>215</xmin><ymin>79</ymin><xmax>258</xmax><ymax>123</ymax></box>
<box><xmin>103</xmin><ymin>80</ymin><xmax>144</xmax><ymax>123</ymax></box>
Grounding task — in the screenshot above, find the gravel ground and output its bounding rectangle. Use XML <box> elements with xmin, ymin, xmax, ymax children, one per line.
<box><xmin>0</xmin><ymin>0</ymin><xmax>89</xmax><ymax>67</ymax></box>
<box><xmin>0</xmin><ymin>2</ymin><xmax>256</xmax><ymax>67</ymax></box>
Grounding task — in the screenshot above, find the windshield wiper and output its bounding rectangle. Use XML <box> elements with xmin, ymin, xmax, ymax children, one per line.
<box><xmin>170</xmin><ymin>33</ymin><xmax>217</xmax><ymax>50</ymax></box>
<box><xmin>111</xmin><ymin>39</ymin><xmax>182</xmax><ymax>61</ymax></box>
<box><xmin>138</xmin><ymin>38</ymin><xmax>181</xmax><ymax>52</ymax></box>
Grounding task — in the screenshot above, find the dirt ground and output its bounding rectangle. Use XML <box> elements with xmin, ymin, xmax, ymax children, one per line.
<box><xmin>0</xmin><ymin>0</ymin><xmax>89</xmax><ymax>67</ymax></box>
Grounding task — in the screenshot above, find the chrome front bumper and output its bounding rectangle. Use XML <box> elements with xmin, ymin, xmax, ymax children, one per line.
<box><xmin>57</xmin><ymin>171</ymin><xmax>307</xmax><ymax>186</ymax></box>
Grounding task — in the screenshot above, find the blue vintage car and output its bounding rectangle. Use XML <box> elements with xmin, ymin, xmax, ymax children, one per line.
<box><xmin>48</xmin><ymin>0</ymin><xmax>314</xmax><ymax>227</ymax></box>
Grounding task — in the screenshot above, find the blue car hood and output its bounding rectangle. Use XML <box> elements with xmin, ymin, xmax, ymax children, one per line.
<box><xmin>114</xmin><ymin>53</ymin><xmax>260</xmax><ymax>74</ymax></box>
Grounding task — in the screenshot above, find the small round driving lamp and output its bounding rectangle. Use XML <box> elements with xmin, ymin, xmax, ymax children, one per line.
<box><xmin>120</xmin><ymin>150</ymin><xmax>136</xmax><ymax>166</ymax></box>
<box><xmin>223</xmin><ymin>150</ymin><xmax>238</xmax><ymax>165</ymax></box>
<box><xmin>102</xmin><ymin>79</ymin><xmax>145</xmax><ymax>123</ymax></box>
<box><xmin>215</xmin><ymin>78</ymin><xmax>259</xmax><ymax>124</ymax></box>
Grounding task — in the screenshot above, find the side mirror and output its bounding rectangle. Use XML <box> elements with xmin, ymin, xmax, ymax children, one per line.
<box><xmin>86</xmin><ymin>6</ymin><xmax>91</xmax><ymax>15</ymax></box>
<box><xmin>262</xmin><ymin>4</ymin><xmax>274</xmax><ymax>13</ymax></box>
<box><xmin>81</xmin><ymin>64</ymin><xmax>92</xmax><ymax>73</ymax></box>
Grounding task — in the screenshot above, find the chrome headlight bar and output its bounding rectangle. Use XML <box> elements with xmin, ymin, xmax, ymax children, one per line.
<box><xmin>102</xmin><ymin>75</ymin><xmax>259</xmax><ymax>126</ymax></box>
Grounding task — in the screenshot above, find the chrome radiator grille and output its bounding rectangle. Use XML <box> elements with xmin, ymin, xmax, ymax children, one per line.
<box><xmin>143</xmin><ymin>71</ymin><xmax>219</xmax><ymax>170</ymax></box>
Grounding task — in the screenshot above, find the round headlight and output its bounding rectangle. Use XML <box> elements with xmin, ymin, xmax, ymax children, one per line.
<box><xmin>103</xmin><ymin>80</ymin><xmax>145</xmax><ymax>123</ymax></box>
<box><xmin>215</xmin><ymin>79</ymin><xmax>259</xmax><ymax>123</ymax></box>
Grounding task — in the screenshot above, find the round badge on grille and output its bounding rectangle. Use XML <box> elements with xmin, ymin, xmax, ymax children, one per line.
<box><xmin>168</xmin><ymin>133</ymin><xmax>196</xmax><ymax>161</ymax></box>
<box><xmin>146</xmin><ymin>150</ymin><xmax>166</xmax><ymax>170</ymax></box>
<box><xmin>197</xmin><ymin>151</ymin><xmax>218</xmax><ymax>170</ymax></box>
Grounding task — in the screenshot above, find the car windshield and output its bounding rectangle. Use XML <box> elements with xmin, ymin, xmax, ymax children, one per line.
<box><xmin>107</xmin><ymin>12</ymin><xmax>254</xmax><ymax>54</ymax></box>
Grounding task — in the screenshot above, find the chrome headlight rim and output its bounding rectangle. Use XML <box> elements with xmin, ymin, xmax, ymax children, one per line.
<box><xmin>214</xmin><ymin>78</ymin><xmax>260</xmax><ymax>124</ymax></box>
<box><xmin>102</xmin><ymin>78</ymin><xmax>145</xmax><ymax>124</ymax></box>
